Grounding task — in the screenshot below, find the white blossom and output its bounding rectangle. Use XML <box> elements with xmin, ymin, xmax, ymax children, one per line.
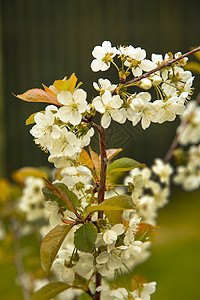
<box><xmin>30</xmin><ymin>105</ymin><xmax>60</xmax><ymax>149</ymax></box>
<box><xmin>124</xmin><ymin>47</ymin><xmax>156</xmax><ymax>77</ymax></box>
<box><xmin>57</xmin><ymin>89</ymin><xmax>88</xmax><ymax>125</ymax></box>
<box><xmin>177</xmin><ymin>101</ymin><xmax>200</xmax><ymax>145</ymax></box>
<box><xmin>152</xmin><ymin>97</ymin><xmax>185</xmax><ymax>124</ymax></box>
<box><xmin>18</xmin><ymin>177</ymin><xmax>47</xmax><ymax>222</ymax></box>
<box><xmin>97</xmin><ymin>285</ymin><xmax>128</xmax><ymax>300</ymax></box>
<box><xmin>93</xmin><ymin>78</ymin><xmax>117</xmax><ymax>93</ymax></box>
<box><xmin>49</xmin><ymin>128</ymin><xmax>81</xmax><ymax>158</ymax></box>
<box><xmin>131</xmin><ymin>281</ymin><xmax>157</xmax><ymax>300</ymax></box>
<box><xmin>92</xmin><ymin>90</ymin><xmax>125</xmax><ymax>128</ymax></box>
<box><xmin>52</xmin><ymin>257</ymin><xmax>75</xmax><ymax>284</ymax></box>
<box><xmin>173</xmin><ymin>163</ymin><xmax>200</xmax><ymax>191</ymax></box>
<box><xmin>130</xmin><ymin>174</ymin><xmax>144</xmax><ymax>204</ymax></box>
<box><xmin>103</xmin><ymin>224</ymin><xmax>125</xmax><ymax>245</ymax></box>
<box><xmin>152</xmin><ymin>158</ymin><xmax>173</xmax><ymax>185</ymax></box>
<box><xmin>91</xmin><ymin>41</ymin><xmax>118</xmax><ymax>72</ymax></box>
<box><xmin>127</xmin><ymin>92</ymin><xmax>156</xmax><ymax>129</ymax></box>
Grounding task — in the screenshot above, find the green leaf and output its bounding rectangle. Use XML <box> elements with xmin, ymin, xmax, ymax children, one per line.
<box><xmin>107</xmin><ymin>157</ymin><xmax>145</xmax><ymax>174</ymax></box>
<box><xmin>42</xmin><ymin>180</ymin><xmax>80</xmax><ymax>212</ymax></box>
<box><xmin>87</xmin><ymin>195</ymin><xmax>135</xmax><ymax>214</ymax></box>
<box><xmin>32</xmin><ymin>282</ymin><xmax>70</xmax><ymax>300</ymax></box>
<box><xmin>104</xmin><ymin>210</ymin><xmax>122</xmax><ymax>225</ymax></box>
<box><xmin>77</xmin><ymin>293</ymin><xmax>93</xmax><ymax>300</ymax></box>
<box><xmin>40</xmin><ymin>225</ymin><xmax>73</xmax><ymax>273</ymax></box>
<box><xmin>74</xmin><ymin>223</ymin><xmax>97</xmax><ymax>253</ymax></box>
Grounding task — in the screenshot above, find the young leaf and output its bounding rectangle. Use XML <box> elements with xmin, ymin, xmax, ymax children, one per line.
<box><xmin>25</xmin><ymin>111</ymin><xmax>45</xmax><ymax>125</ymax></box>
<box><xmin>67</xmin><ymin>73</ymin><xmax>78</xmax><ymax>93</ymax></box>
<box><xmin>15</xmin><ymin>88</ymin><xmax>61</xmax><ymax>106</ymax></box>
<box><xmin>74</xmin><ymin>223</ymin><xmax>97</xmax><ymax>253</ymax></box>
<box><xmin>135</xmin><ymin>223</ymin><xmax>158</xmax><ymax>242</ymax></box>
<box><xmin>12</xmin><ymin>167</ymin><xmax>48</xmax><ymax>184</ymax></box>
<box><xmin>107</xmin><ymin>157</ymin><xmax>145</xmax><ymax>174</ymax></box>
<box><xmin>106</xmin><ymin>148</ymin><xmax>122</xmax><ymax>161</ymax></box>
<box><xmin>87</xmin><ymin>195</ymin><xmax>135</xmax><ymax>214</ymax></box>
<box><xmin>79</xmin><ymin>149</ymin><xmax>94</xmax><ymax>170</ymax></box>
<box><xmin>53</xmin><ymin>79</ymin><xmax>69</xmax><ymax>92</ymax></box>
<box><xmin>43</xmin><ymin>84</ymin><xmax>59</xmax><ymax>98</ymax></box>
<box><xmin>40</xmin><ymin>225</ymin><xmax>73</xmax><ymax>273</ymax></box>
<box><xmin>53</xmin><ymin>73</ymin><xmax>77</xmax><ymax>93</ymax></box>
<box><xmin>32</xmin><ymin>282</ymin><xmax>70</xmax><ymax>300</ymax></box>
<box><xmin>89</xmin><ymin>147</ymin><xmax>100</xmax><ymax>172</ymax></box>
<box><xmin>43</xmin><ymin>179</ymin><xmax>79</xmax><ymax>215</ymax></box>
<box><xmin>42</xmin><ymin>181</ymin><xmax>80</xmax><ymax>211</ymax></box>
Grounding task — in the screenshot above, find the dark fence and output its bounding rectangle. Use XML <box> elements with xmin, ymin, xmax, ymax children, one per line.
<box><xmin>0</xmin><ymin>0</ymin><xmax>200</xmax><ymax>177</ymax></box>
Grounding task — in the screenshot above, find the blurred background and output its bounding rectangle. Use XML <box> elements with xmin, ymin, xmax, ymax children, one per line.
<box><xmin>0</xmin><ymin>0</ymin><xmax>200</xmax><ymax>299</ymax></box>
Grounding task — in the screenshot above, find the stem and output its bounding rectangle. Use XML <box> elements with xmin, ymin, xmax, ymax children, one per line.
<box><xmin>164</xmin><ymin>92</ymin><xmax>200</xmax><ymax>162</ymax></box>
<box><xmin>97</xmin><ymin>125</ymin><xmax>107</xmax><ymax>205</ymax></box>
<box><xmin>83</xmin><ymin>119</ymin><xmax>107</xmax><ymax>300</ymax></box>
<box><xmin>163</xmin><ymin>130</ymin><xmax>182</xmax><ymax>163</ymax></box>
<box><xmin>94</xmin><ymin>272</ymin><xmax>101</xmax><ymax>300</ymax></box>
<box><xmin>95</xmin><ymin>122</ymin><xmax>107</xmax><ymax>300</ymax></box>
<box><xmin>83</xmin><ymin>119</ymin><xmax>107</xmax><ymax>207</ymax></box>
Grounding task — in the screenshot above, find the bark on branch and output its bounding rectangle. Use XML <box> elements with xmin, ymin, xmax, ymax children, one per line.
<box><xmin>124</xmin><ymin>46</ymin><xmax>200</xmax><ymax>87</ymax></box>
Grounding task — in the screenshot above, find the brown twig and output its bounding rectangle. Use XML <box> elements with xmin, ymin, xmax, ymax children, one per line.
<box><xmin>82</xmin><ymin>119</ymin><xmax>107</xmax><ymax>207</ymax></box>
<box><xmin>124</xmin><ymin>46</ymin><xmax>200</xmax><ymax>87</ymax></box>
<box><xmin>82</xmin><ymin>119</ymin><xmax>107</xmax><ymax>300</ymax></box>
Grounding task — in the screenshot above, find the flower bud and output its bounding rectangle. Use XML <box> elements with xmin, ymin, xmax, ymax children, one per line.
<box><xmin>139</xmin><ymin>78</ymin><xmax>152</xmax><ymax>90</ymax></box>
<box><xmin>150</xmin><ymin>75</ymin><xmax>162</xmax><ymax>86</ymax></box>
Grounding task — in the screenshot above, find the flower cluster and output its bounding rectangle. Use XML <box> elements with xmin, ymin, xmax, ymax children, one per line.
<box><xmin>15</xmin><ymin>41</ymin><xmax>199</xmax><ymax>300</ymax></box>
<box><xmin>176</xmin><ymin>100</ymin><xmax>200</xmax><ymax>145</ymax></box>
<box><xmin>96</xmin><ymin>281</ymin><xmax>156</xmax><ymax>300</ymax></box>
<box><xmin>18</xmin><ymin>176</ymin><xmax>47</xmax><ymax>222</ymax></box>
<box><xmin>124</xmin><ymin>158</ymin><xmax>173</xmax><ymax>225</ymax></box>
<box><xmin>173</xmin><ymin>144</ymin><xmax>200</xmax><ymax>191</ymax></box>
<box><xmin>90</xmin><ymin>41</ymin><xmax>194</xmax><ymax>129</ymax></box>
<box><xmin>26</xmin><ymin>41</ymin><xmax>194</xmax><ymax>176</ymax></box>
<box><xmin>172</xmin><ymin>99</ymin><xmax>200</xmax><ymax>191</ymax></box>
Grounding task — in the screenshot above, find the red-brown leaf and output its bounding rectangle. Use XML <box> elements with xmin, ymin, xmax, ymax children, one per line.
<box><xmin>106</xmin><ymin>148</ymin><xmax>123</xmax><ymax>161</ymax></box>
<box><xmin>16</xmin><ymin>88</ymin><xmax>61</xmax><ymax>106</ymax></box>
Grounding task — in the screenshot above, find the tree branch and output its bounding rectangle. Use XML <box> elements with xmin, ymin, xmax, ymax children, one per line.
<box><xmin>82</xmin><ymin>119</ymin><xmax>107</xmax><ymax>300</ymax></box>
<box><xmin>123</xmin><ymin>46</ymin><xmax>200</xmax><ymax>87</ymax></box>
<box><xmin>82</xmin><ymin>118</ymin><xmax>107</xmax><ymax>207</ymax></box>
